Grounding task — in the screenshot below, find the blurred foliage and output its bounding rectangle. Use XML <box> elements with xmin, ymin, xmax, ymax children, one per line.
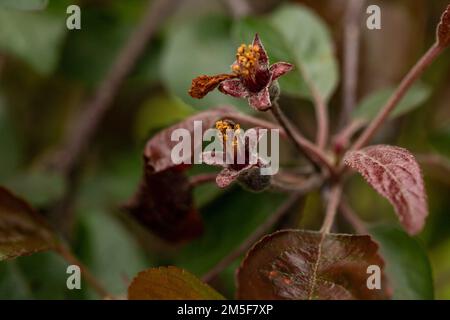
<box><xmin>0</xmin><ymin>0</ymin><xmax>449</xmax><ymax>300</ymax></box>
<box><xmin>353</xmin><ymin>82</ymin><xmax>431</xmax><ymax>121</ymax></box>
<box><xmin>370</xmin><ymin>225</ymin><xmax>434</xmax><ymax>300</ymax></box>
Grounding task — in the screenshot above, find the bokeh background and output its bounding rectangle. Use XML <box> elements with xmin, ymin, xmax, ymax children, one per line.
<box><xmin>0</xmin><ymin>0</ymin><xmax>449</xmax><ymax>299</ymax></box>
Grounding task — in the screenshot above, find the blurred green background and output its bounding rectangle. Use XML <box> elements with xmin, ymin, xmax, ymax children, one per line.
<box><xmin>0</xmin><ymin>0</ymin><xmax>449</xmax><ymax>299</ymax></box>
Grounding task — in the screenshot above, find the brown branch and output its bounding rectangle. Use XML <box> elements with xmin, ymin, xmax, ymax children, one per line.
<box><xmin>271</xmin><ymin>174</ymin><xmax>324</xmax><ymax>193</ymax></box>
<box><xmin>55</xmin><ymin>243</ymin><xmax>110</xmax><ymax>299</ymax></box>
<box><xmin>350</xmin><ymin>44</ymin><xmax>444</xmax><ymax>152</ymax></box>
<box><xmin>311</xmin><ymin>86</ymin><xmax>329</xmax><ymax>150</ymax></box>
<box><xmin>339</xmin><ymin>0</ymin><xmax>365</xmax><ymax>128</ymax></box>
<box><xmin>54</xmin><ymin>0</ymin><xmax>182</xmax><ymax>175</ymax></box>
<box><xmin>201</xmin><ymin>192</ymin><xmax>305</xmax><ymax>283</ymax></box>
<box><xmin>299</xmin><ymin>65</ymin><xmax>329</xmax><ymax>150</ymax></box>
<box><xmin>320</xmin><ymin>184</ymin><xmax>342</xmax><ymax>234</ymax></box>
<box><xmin>270</xmin><ymin>102</ymin><xmax>336</xmax><ymax>176</ymax></box>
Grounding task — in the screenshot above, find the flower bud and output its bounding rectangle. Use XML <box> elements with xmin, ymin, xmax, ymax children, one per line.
<box><xmin>238</xmin><ymin>166</ymin><xmax>272</xmax><ymax>192</ymax></box>
<box><xmin>437</xmin><ymin>5</ymin><xmax>450</xmax><ymax>48</ymax></box>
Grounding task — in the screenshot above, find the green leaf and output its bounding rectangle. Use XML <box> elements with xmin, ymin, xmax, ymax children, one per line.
<box><xmin>430</xmin><ymin>237</ymin><xmax>450</xmax><ymax>299</ymax></box>
<box><xmin>190</xmin><ymin>165</ymin><xmax>224</xmax><ymax>208</ymax></box>
<box><xmin>60</xmin><ymin>9</ymin><xmax>132</xmax><ymax>86</ymax></box>
<box><xmin>74</xmin><ymin>209</ymin><xmax>149</xmax><ymax>297</ymax></box>
<box><xmin>0</xmin><ymin>0</ymin><xmax>48</xmax><ymax>11</ymax></box>
<box><xmin>0</xmin><ymin>251</ymin><xmax>82</xmax><ymax>299</ymax></box>
<box><xmin>353</xmin><ymin>83</ymin><xmax>431</xmax><ymax>121</ymax></box>
<box><xmin>69</xmin><ymin>152</ymin><xmax>149</xmax><ymax>298</ymax></box>
<box><xmin>0</xmin><ymin>7</ymin><xmax>66</xmax><ymax>74</ymax></box>
<box><xmin>233</xmin><ymin>4</ymin><xmax>339</xmax><ymax>101</ymax></box>
<box><xmin>133</xmin><ymin>94</ymin><xmax>195</xmax><ymax>142</ymax></box>
<box><xmin>161</xmin><ymin>15</ymin><xmax>247</xmax><ymax>111</ymax></box>
<box><xmin>128</xmin><ymin>266</ymin><xmax>225</xmax><ymax>300</ymax></box>
<box><xmin>0</xmin><ymin>187</ymin><xmax>56</xmax><ymax>261</ymax></box>
<box><xmin>0</xmin><ymin>260</ymin><xmax>32</xmax><ymax>299</ymax></box>
<box><xmin>4</xmin><ymin>170</ymin><xmax>66</xmax><ymax>207</ymax></box>
<box><xmin>370</xmin><ymin>225</ymin><xmax>434</xmax><ymax>299</ymax></box>
<box><xmin>175</xmin><ymin>190</ymin><xmax>286</xmax><ymax>275</ymax></box>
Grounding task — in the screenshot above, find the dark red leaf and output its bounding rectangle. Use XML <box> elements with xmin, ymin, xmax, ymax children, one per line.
<box><xmin>237</xmin><ymin>230</ymin><xmax>390</xmax><ymax>300</ymax></box>
<box><xmin>0</xmin><ymin>186</ymin><xmax>56</xmax><ymax>260</ymax></box>
<box><xmin>343</xmin><ymin>145</ymin><xmax>428</xmax><ymax>235</ymax></box>
<box><xmin>124</xmin><ymin>168</ymin><xmax>202</xmax><ymax>243</ymax></box>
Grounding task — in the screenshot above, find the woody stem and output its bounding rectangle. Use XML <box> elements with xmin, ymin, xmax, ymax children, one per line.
<box><xmin>271</xmin><ymin>102</ymin><xmax>336</xmax><ymax>176</ymax></box>
<box><xmin>350</xmin><ymin>44</ymin><xmax>444</xmax><ymax>152</ymax></box>
<box><xmin>311</xmin><ymin>86</ymin><xmax>329</xmax><ymax>150</ymax></box>
<box><xmin>320</xmin><ymin>184</ymin><xmax>342</xmax><ymax>234</ymax></box>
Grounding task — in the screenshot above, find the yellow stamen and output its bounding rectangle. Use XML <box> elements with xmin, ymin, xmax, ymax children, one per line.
<box><xmin>215</xmin><ymin>120</ymin><xmax>242</xmax><ymax>146</ymax></box>
<box><xmin>232</xmin><ymin>43</ymin><xmax>260</xmax><ymax>77</ymax></box>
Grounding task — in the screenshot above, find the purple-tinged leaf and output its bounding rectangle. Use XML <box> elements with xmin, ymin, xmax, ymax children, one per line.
<box><xmin>124</xmin><ymin>168</ymin><xmax>203</xmax><ymax>244</ymax></box>
<box><xmin>0</xmin><ymin>186</ymin><xmax>56</xmax><ymax>261</ymax></box>
<box><xmin>343</xmin><ymin>145</ymin><xmax>428</xmax><ymax>235</ymax></box>
<box><xmin>237</xmin><ymin>230</ymin><xmax>390</xmax><ymax>300</ymax></box>
<box><xmin>219</xmin><ymin>79</ymin><xmax>250</xmax><ymax>98</ymax></box>
<box><xmin>270</xmin><ymin>62</ymin><xmax>294</xmax><ymax>81</ymax></box>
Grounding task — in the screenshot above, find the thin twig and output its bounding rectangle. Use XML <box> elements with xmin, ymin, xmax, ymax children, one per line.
<box><xmin>55</xmin><ymin>244</ymin><xmax>110</xmax><ymax>299</ymax></box>
<box><xmin>271</xmin><ymin>174</ymin><xmax>324</xmax><ymax>193</ymax></box>
<box><xmin>339</xmin><ymin>0</ymin><xmax>365</xmax><ymax>128</ymax></box>
<box><xmin>311</xmin><ymin>84</ymin><xmax>329</xmax><ymax>150</ymax></box>
<box><xmin>189</xmin><ymin>173</ymin><xmax>217</xmax><ymax>187</ymax></box>
<box><xmin>339</xmin><ymin>197</ymin><xmax>367</xmax><ymax>234</ymax></box>
<box><xmin>202</xmin><ymin>192</ymin><xmax>304</xmax><ymax>283</ymax></box>
<box><xmin>332</xmin><ymin>118</ymin><xmax>365</xmax><ymax>154</ymax></box>
<box><xmin>298</xmin><ymin>64</ymin><xmax>329</xmax><ymax>150</ymax></box>
<box><xmin>320</xmin><ymin>184</ymin><xmax>342</xmax><ymax>234</ymax></box>
<box><xmin>350</xmin><ymin>44</ymin><xmax>444</xmax><ymax>152</ymax></box>
<box><xmin>54</xmin><ymin>0</ymin><xmax>182</xmax><ymax>175</ymax></box>
<box><xmin>270</xmin><ymin>102</ymin><xmax>336</xmax><ymax>176</ymax></box>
